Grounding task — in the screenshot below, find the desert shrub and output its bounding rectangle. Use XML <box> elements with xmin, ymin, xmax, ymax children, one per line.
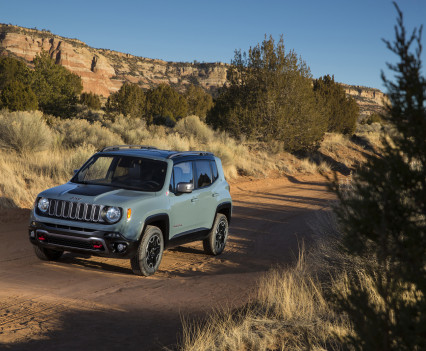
<box><xmin>0</xmin><ymin>56</ymin><xmax>33</xmax><ymax>91</ymax></box>
<box><xmin>103</xmin><ymin>115</ymin><xmax>150</xmax><ymax>144</ymax></box>
<box><xmin>145</xmin><ymin>83</ymin><xmax>188</xmax><ymax>124</ymax></box>
<box><xmin>174</xmin><ymin>115</ymin><xmax>215</xmax><ymax>143</ymax></box>
<box><xmin>0</xmin><ymin>110</ymin><xmax>52</xmax><ymax>154</ymax></box>
<box><xmin>184</xmin><ymin>85</ymin><xmax>214</xmax><ymax>119</ymax></box>
<box><xmin>105</xmin><ymin>82</ymin><xmax>146</xmax><ymax>118</ymax></box>
<box><xmin>0</xmin><ymin>80</ymin><xmax>38</xmax><ymax>111</ymax></box>
<box><xmin>313</xmin><ymin>75</ymin><xmax>359</xmax><ymax>134</ymax></box>
<box><xmin>363</xmin><ymin>112</ymin><xmax>382</xmax><ymax>125</ymax></box>
<box><xmin>0</xmin><ymin>145</ymin><xmax>95</xmax><ymax>208</ymax></box>
<box><xmin>32</xmin><ymin>51</ymin><xmax>83</xmax><ymax>117</ymax></box>
<box><xmin>52</xmin><ymin>118</ymin><xmax>122</xmax><ymax>149</ymax></box>
<box><xmin>80</xmin><ymin>92</ymin><xmax>101</xmax><ymax>110</ymax></box>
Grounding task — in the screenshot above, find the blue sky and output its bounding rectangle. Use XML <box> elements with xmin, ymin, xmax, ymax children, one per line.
<box><xmin>1</xmin><ymin>0</ymin><xmax>425</xmax><ymax>90</ymax></box>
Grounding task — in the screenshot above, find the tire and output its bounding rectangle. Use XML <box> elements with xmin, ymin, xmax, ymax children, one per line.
<box><xmin>34</xmin><ymin>245</ymin><xmax>63</xmax><ymax>261</ymax></box>
<box><xmin>203</xmin><ymin>213</ymin><xmax>229</xmax><ymax>255</ymax></box>
<box><xmin>130</xmin><ymin>225</ymin><xmax>164</xmax><ymax>276</ymax></box>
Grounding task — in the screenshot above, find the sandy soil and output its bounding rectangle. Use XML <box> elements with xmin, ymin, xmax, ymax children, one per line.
<box><xmin>0</xmin><ymin>175</ymin><xmax>336</xmax><ymax>350</ymax></box>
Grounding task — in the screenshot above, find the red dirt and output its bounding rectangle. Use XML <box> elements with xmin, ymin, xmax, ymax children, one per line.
<box><xmin>0</xmin><ymin>175</ymin><xmax>336</xmax><ymax>350</ymax></box>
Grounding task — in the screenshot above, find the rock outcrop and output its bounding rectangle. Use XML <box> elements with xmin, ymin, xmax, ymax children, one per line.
<box><xmin>0</xmin><ymin>24</ymin><xmax>228</xmax><ymax>97</ymax></box>
<box><xmin>0</xmin><ymin>23</ymin><xmax>386</xmax><ymax>118</ymax></box>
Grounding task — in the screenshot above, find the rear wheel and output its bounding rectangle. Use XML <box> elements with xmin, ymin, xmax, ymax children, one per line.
<box><xmin>203</xmin><ymin>213</ymin><xmax>228</xmax><ymax>255</ymax></box>
<box><xmin>33</xmin><ymin>246</ymin><xmax>63</xmax><ymax>261</ymax></box>
<box><xmin>130</xmin><ymin>225</ymin><xmax>164</xmax><ymax>276</ymax></box>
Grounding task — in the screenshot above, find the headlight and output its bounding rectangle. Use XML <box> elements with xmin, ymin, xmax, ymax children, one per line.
<box><xmin>103</xmin><ymin>207</ymin><xmax>121</xmax><ymax>223</ymax></box>
<box><xmin>38</xmin><ymin>197</ymin><xmax>50</xmax><ymax>213</ymax></box>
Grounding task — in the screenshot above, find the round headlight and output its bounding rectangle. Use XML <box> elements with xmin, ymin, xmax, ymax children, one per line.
<box><xmin>38</xmin><ymin>197</ymin><xmax>50</xmax><ymax>213</ymax></box>
<box><xmin>104</xmin><ymin>207</ymin><xmax>121</xmax><ymax>223</ymax></box>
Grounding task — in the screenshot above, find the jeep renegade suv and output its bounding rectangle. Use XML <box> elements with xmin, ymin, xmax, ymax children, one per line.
<box><xmin>29</xmin><ymin>145</ymin><xmax>232</xmax><ymax>276</ymax></box>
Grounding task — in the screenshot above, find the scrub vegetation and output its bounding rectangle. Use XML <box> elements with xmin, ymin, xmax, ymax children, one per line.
<box><xmin>178</xmin><ymin>4</ymin><xmax>426</xmax><ymax>350</ymax></box>
<box><xmin>0</xmin><ymin>109</ymin><xmax>379</xmax><ymax>208</ymax></box>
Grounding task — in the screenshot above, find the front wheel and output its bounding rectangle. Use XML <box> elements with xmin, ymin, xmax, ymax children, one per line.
<box><xmin>130</xmin><ymin>225</ymin><xmax>164</xmax><ymax>276</ymax></box>
<box><xmin>203</xmin><ymin>213</ymin><xmax>229</xmax><ymax>255</ymax></box>
<box><xmin>33</xmin><ymin>246</ymin><xmax>63</xmax><ymax>261</ymax></box>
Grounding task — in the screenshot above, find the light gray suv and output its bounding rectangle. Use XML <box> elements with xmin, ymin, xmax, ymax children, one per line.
<box><xmin>29</xmin><ymin>146</ymin><xmax>232</xmax><ymax>276</ymax></box>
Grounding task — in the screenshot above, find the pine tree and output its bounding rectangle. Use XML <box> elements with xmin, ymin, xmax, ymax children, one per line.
<box><xmin>333</xmin><ymin>4</ymin><xmax>426</xmax><ymax>350</ymax></box>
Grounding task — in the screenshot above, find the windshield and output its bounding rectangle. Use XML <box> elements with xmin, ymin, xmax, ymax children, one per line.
<box><xmin>72</xmin><ymin>155</ymin><xmax>168</xmax><ymax>192</ymax></box>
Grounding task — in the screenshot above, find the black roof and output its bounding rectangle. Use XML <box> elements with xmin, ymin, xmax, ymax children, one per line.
<box><xmin>97</xmin><ymin>145</ymin><xmax>215</xmax><ymax>162</ymax></box>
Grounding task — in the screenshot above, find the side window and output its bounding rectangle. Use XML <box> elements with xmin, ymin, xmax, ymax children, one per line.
<box><xmin>195</xmin><ymin>160</ymin><xmax>212</xmax><ymax>188</ymax></box>
<box><xmin>173</xmin><ymin>162</ymin><xmax>193</xmax><ymax>190</ymax></box>
<box><xmin>210</xmin><ymin>160</ymin><xmax>218</xmax><ymax>182</ymax></box>
<box><xmin>169</xmin><ymin>169</ymin><xmax>174</xmax><ymax>192</ymax></box>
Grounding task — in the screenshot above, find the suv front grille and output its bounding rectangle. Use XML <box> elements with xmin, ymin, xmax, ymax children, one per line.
<box><xmin>46</xmin><ymin>199</ymin><xmax>105</xmax><ymax>223</ymax></box>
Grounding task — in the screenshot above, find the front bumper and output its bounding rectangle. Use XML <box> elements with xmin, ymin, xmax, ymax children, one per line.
<box><xmin>29</xmin><ymin>221</ymin><xmax>138</xmax><ymax>258</ymax></box>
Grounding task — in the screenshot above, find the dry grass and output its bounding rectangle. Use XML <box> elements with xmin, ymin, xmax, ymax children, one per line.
<box><xmin>0</xmin><ymin>145</ymin><xmax>95</xmax><ymax>208</ymax></box>
<box><xmin>0</xmin><ymin>111</ymin><xmax>384</xmax><ymax>208</ymax></box>
<box><xmin>179</xmin><ymin>250</ymin><xmax>352</xmax><ymax>351</ymax></box>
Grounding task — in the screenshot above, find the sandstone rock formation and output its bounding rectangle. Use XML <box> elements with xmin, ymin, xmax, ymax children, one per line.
<box><xmin>0</xmin><ymin>23</ymin><xmax>386</xmax><ymax>118</ymax></box>
<box><xmin>0</xmin><ymin>24</ymin><xmax>228</xmax><ymax>97</ymax></box>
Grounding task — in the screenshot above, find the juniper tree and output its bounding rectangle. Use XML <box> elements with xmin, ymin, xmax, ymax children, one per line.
<box><xmin>333</xmin><ymin>4</ymin><xmax>426</xmax><ymax>350</ymax></box>
<box><xmin>207</xmin><ymin>35</ymin><xmax>328</xmax><ymax>151</ymax></box>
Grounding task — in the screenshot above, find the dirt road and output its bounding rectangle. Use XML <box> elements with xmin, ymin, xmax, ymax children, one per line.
<box><xmin>0</xmin><ymin>175</ymin><xmax>335</xmax><ymax>350</ymax></box>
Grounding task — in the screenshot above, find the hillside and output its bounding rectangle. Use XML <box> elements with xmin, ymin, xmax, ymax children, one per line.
<box><xmin>0</xmin><ymin>23</ymin><xmax>386</xmax><ymax>116</ymax></box>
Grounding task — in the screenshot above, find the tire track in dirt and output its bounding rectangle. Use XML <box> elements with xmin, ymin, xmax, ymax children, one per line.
<box><xmin>0</xmin><ymin>175</ymin><xmax>336</xmax><ymax>350</ymax></box>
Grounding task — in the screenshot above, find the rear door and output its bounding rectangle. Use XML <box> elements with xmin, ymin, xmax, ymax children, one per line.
<box><xmin>193</xmin><ymin>160</ymin><xmax>217</xmax><ymax>230</ymax></box>
<box><xmin>168</xmin><ymin>161</ymin><xmax>197</xmax><ymax>237</ymax></box>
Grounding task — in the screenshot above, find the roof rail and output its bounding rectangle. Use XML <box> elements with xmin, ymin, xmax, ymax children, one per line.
<box><xmin>99</xmin><ymin>145</ymin><xmax>158</xmax><ymax>152</ymax></box>
<box><xmin>167</xmin><ymin>151</ymin><xmax>214</xmax><ymax>159</ymax></box>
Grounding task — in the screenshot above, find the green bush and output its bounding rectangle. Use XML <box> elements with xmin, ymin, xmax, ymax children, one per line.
<box><xmin>145</xmin><ymin>84</ymin><xmax>188</xmax><ymax>124</ymax></box>
<box><xmin>80</xmin><ymin>92</ymin><xmax>101</xmax><ymax>110</ymax></box>
<box><xmin>32</xmin><ymin>51</ymin><xmax>83</xmax><ymax>117</ymax></box>
<box><xmin>184</xmin><ymin>85</ymin><xmax>214</xmax><ymax>119</ymax></box>
<box><xmin>0</xmin><ymin>56</ymin><xmax>33</xmax><ymax>91</ymax></box>
<box><xmin>0</xmin><ymin>81</ymin><xmax>38</xmax><ymax>111</ymax></box>
<box><xmin>105</xmin><ymin>82</ymin><xmax>145</xmax><ymax>118</ymax></box>
<box><xmin>0</xmin><ymin>110</ymin><xmax>52</xmax><ymax>154</ymax></box>
<box><xmin>313</xmin><ymin>75</ymin><xmax>359</xmax><ymax>134</ymax></box>
<box><xmin>207</xmin><ymin>35</ymin><xmax>327</xmax><ymax>152</ymax></box>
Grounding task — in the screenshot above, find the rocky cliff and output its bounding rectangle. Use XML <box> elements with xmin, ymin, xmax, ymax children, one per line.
<box><xmin>0</xmin><ymin>23</ymin><xmax>386</xmax><ymax>117</ymax></box>
<box><xmin>0</xmin><ymin>24</ymin><xmax>228</xmax><ymax>97</ymax></box>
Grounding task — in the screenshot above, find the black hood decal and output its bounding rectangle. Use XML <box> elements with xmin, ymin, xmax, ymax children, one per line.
<box><xmin>68</xmin><ymin>185</ymin><xmax>115</xmax><ymax>197</ymax></box>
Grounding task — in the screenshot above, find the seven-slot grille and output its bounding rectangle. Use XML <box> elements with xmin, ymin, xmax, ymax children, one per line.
<box><xmin>47</xmin><ymin>199</ymin><xmax>105</xmax><ymax>223</ymax></box>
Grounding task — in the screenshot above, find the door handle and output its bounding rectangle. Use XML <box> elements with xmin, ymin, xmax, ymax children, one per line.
<box><xmin>212</xmin><ymin>192</ymin><xmax>219</xmax><ymax>197</ymax></box>
<box><xmin>191</xmin><ymin>197</ymin><xmax>199</xmax><ymax>202</ymax></box>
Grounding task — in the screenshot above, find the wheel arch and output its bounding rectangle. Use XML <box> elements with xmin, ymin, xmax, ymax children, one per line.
<box><xmin>215</xmin><ymin>202</ymin><xmax>232</xmax><ymax>225</ymax></box>
<box><xmin>141</xmin><ymin>213</ymin><xmax>170</xmax><ymax>246</ymax></box>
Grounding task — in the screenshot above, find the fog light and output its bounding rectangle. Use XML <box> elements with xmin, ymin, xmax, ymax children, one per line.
<box><xmin>115</xmin><ymin>243</ymin><xmax>127</xmax><ymax>253</ymax></box>
<box><xmin>30</xmin><ymin>230</ymin><xmax>35</xmax><ymax>238</ymax></box>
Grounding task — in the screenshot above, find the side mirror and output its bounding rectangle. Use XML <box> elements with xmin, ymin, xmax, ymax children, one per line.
<box><xmin>176</xmin><ymin>182</ymin><xmax>194</xmax><ymax>194</ymax></box>
<box><xmin>73</xmin><ymin>169</ymin><xmax>79</xmax><ymax>175</ymax></box>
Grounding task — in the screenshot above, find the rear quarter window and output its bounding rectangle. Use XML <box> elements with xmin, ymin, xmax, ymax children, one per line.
<box><xmin>195</xmin><ymin>160</ymin><xmax>212</xmax><ymax>188</ymax></box>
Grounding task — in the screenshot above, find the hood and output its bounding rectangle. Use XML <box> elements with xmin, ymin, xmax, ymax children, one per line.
<box><xmin>38</xmin><ymin>182</ymin><xmax>155</xmax><ymax>206</ymax></box>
